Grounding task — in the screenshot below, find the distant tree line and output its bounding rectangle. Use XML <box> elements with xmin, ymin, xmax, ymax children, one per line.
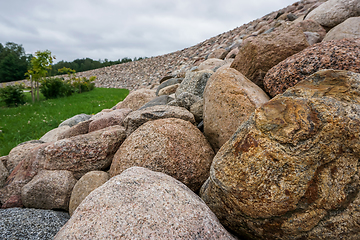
<box><xmin>0</xmin><ymin>41</ymin><xmax>148</xmax><ymax>83</ymax></box>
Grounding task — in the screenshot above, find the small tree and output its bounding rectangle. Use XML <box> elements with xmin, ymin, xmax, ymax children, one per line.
<box><xmin>25</xmin><ymin>50</ymin><xmax>55</xmax><ymax>102</ymax></box>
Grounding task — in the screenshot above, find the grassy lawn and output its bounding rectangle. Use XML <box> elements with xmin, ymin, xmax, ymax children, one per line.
<box><xmin>0</xmin><ymin>88</ymin><xmax>129</xmax><ymax>156</ymax></box>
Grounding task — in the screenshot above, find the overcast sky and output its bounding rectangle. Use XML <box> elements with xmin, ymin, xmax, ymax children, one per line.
<box><xmin>0</xmin><ymin>0</ymin><xmax>296</xmax><ymax>63</ymax></box>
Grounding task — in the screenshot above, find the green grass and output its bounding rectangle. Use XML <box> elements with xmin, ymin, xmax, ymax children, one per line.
<box><xmin>0</xmin><ymin>88</ymin><xmax>129</xmax><ymax>156</ymax></box>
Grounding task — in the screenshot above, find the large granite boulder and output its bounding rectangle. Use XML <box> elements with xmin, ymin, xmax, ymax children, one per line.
<box><xmin>264</xmin><ymin>38</ymin><xmax>360</xmax><ymax>97</ymax></box>
<box><xmin>54</xmin><ymin>167</ymin><xmax>235</xmax><ymax>240</ymax></box>
<box><xmin>123</xmin><ymin>105</ymin><xmax>195</xmax><ymax>136</ymax></box>
<box><xmin>21</xmin><ymin>170</ymin><xmax>77</xmax><ymax>211</ymax></box>
<box><xmin>69</xmin><ymin>171</ymin><xmax>109</xmax><ymax>216</ymax></box>
<box><xmin>175</xmin><ymin>70</ymin><xmax>213</xmax><ymax>98</ymax></box>
<box><xmin>0</xmin><ymin>208</ymin><xmax>70</xmax><ymax>240</ymax></box>
<box><xmin>58</xmin><ymin>114</ymin><xmax>92</xmax><ymax>128</ymax></box>
<box><xmin>230</xmin><ymin>23</ymin><xmax>310</xmax><ymax>90</ymax></box>
<box><xmin>305</xmin><ymin>0</ymin><xmax>360</xmax><ymax>28</ymax></box>
<box><xmin>323</xmin><ymin>16</ymin><xmax>360</xmax><ymax>41</ymax></box>
<box><xmin>88</xmin><ymin>108</ymin><xmax>132</xmax><ymax>132</ymax></box>
<box><xmin>203</xmin><ymin>68</ymin><xmax>269</xmax><ymax>152</ymax></box>
<box><xmin>201</xmin><ymin>70</ymin><xmax>360</xmax><ymax>239</ymax></box>
<box><xmin>58</xmin><ymin>120</ymin><xmax>92</xmax><ymax>140</ymax></box>
<box><xmin>115</xmin><ymin>89</ymin><xmax>156</xmax><ymax>111</ymax></box>
<box><xmin>110</xmin><ymin>118</ymin><xmax>214</xmax><ymax>192</ymax></box>
<box><xmin>0</xmin><ymin>126</ymin><xmax>126</xmax><ymax>208</ymax></box>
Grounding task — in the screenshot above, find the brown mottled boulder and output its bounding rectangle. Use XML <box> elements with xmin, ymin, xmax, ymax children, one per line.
<box><xmin>21</xmin><ymin>170</ymin><xmax>77</xmax><ymax>211</ymax></box>
<box><xmin>115</xmin><ymin>89</ymin><xmax>156</xmax><ymax>111</ymax></box>
<box><xmin>58</xmin><ymin>120</ymin><xmax>92</xmax><ymax>140</ymax></box>
<box><xmin>158</xmin><ymin>83</ymin><xmax>179</xmax><ymax>96</ymax></box>
<box><xmin>190</xmin><ymin>99</ymin><xmax>204</xmax><ymax>123</ymax></box>
<box><xmin>225</xmin><ymin>48</ymin><xmax>239</xmax><ymax>59</ymax></box>
<box><xmin>39</xmin><ymin>126</ymin><xmax>70</xmax><ymax>142</ymax></box>
<box><xmin>230</xmin><ymin>23</ymin><xmax>310</xmax><ymax>90</ymax></box>
<box><xmin>296</xmin><ymin>19</ymin><xmax>326</xmax><ymax>40</ymax></box>
<box><xmin>7</xmin><ymin>140</ymin><xmax>45</xmax><ymax>173</ymax></box>
<box><xmin>0</xmin><ymin>159</ymin><xmax>8</xmax><ymax>188</ymax></box>
<box><xmin>123</xmin><ymin>105</ymin><xmax>195</xmax><ymax>136</ymax></box>
<box><xmin>323</xmin><ymin>17</ymin><xmax>360</xmax><ymax>41</ymax></box>
<box><xmin>264</xmin><ymin>38</ymin><xmax>360</xmax><ymax>97</ymax></box>
<box><xmin>54</xmin><ymin>167</ymin><xmax>236</xmax><ymax>240</ymax></box>
<box><xmin>200</xmin><ymin>70</ymin><xmax>360</xmax><ymax>240</ymax></box>
<box><xmin>69</xmin><ymin>171</ymin><xmax>109</xmax><ymax>216</ymax></box>
<box><xmin>110</xmin><ymin>118</ymin><xmax>214</xmax><ymax>192</ymax></box>
<box><xmin>305</xmin><ymin>0</ymin><xmax>360</xmax><ymax>28</ymax></box>
<box><xmin>203</xmin><ymin>68</ymin><xmax>269</xmax><ymax>152</ymax></box>
<box><xmin>0</xmin><ymin>126</ymin><xmax>126</xmax><ymax>207</ymax></box>
<box><xmin>88</xmin><ymin>108</ymin><xmax>132</xmax><ymax>132</ymax></box>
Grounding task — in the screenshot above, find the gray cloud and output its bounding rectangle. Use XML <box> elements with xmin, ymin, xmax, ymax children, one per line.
<box><xmin>0</xmin><ymin>0</ymin><xmax>295</xmax><ymax>62</ymax></box>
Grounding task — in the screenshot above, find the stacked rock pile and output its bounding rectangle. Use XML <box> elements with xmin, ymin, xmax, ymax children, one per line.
<box><xmin>1</xmin><ymin>0</ymin><xmax>360</xmax><ymax>239</ymax></box>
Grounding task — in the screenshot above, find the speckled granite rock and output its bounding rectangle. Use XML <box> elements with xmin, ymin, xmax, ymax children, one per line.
<box><xmin>0</xmin><ymin>208</ymin><xmax>69</xmax><ymax>240</ymax></box>
<box><xmin>110</xmin><ymin>118</ymin><xmax>214</xmax><ymax>192</ymax></box>
<box><xmin>175</xmin><ymin>92</ymin><xmax>202</xmax><ymax>110</ymax></box>
<box><xmin>305</xmin><ymin>0</ymin><xmax>360</xmax><ymax>28</ymax></box>
<box><xmin>264</xmin><ymin>38</ymin><xmax>360</xmax><ymax>97</ymax></box>
<box><xmin>323</xmin><ymin>16</ymin><xmax>360</xmax><ymax>41</ymax></box>
<box><xmin>203</xmin><ymin>68</ymin><xmax>269</xmax><ymax>152</ymax></box>
<box><xmin>58</xmin><ymin>120</ymin><xmax>92</xmax><ymax>140</ymax></box>
<box><xmin>115</xmin><ymin>89</ymin><xmax>156</xmax><ymax>111</ymax></box>
<box><xmin>175</xmin><ymin>70</ymin><xmax>213</xmax><ymax>98</ymax></box>
<box><xmin>230</xmin><ymin>23</ymin><xmax>310</xmax><ymax>90</ymax></box>
<box><xmin>55</xmin><ymin>167</ymin><xmax>235</xmax><ymax>240</ymax></box>
<box><xmin>197</xmin><ymin>58</ymin><xmax>225</xmax><ymax>71</ymax></box>
<box><xmin>39</xmin><ymin>126</ymin><xmax>71</xmax><ymax>143</ymax></box>
<box><xmin>123</xmin><ymin>105</ymin><xmax>195</xmax><ymax>136</ymax></box>
<box><xmin>21</xmin><ymin>170</ymin><xmax>77</xmax><ymax>211</ymax></box>
<box><xmin>88</xmin><ymin>108</ymin><xmax>132</xmax><ymax>132</ymax></box>
<box><xmin>156</xmin><ymin>78</ymin><xmax>182</xmax><ymax>96</ymax></box>
<box><xmin>158</xmin><ymin>83</ymin><xmax>180</xmax><ymax>96</ymax></box>
<box><xmin>58</xmin><ymin>114</ymin><xmax>92</xmax><ymax>128</ymax></box>
<box><xmin>201</xmin><ymin>70</ymin><xmax>360</xmax><ymax>240</ymax></box>
<box><xmin>69</xmin><ymin>171</ymin><xmax>109</xmax><ymax>216</ymax></box>
<box><xmin>190</xmin><ymin>99</ymin><xmax>204</xmax><ymax>123</ymax></box>
<box><xmin>207</xmin><ymin>48</ymin><xmax>228</xmax><ymax>60</ymax></box>
<box><xmin>0</xmin><ymin>160</ymin><xmax>8</xmax><ymax>188</ymax></box>
<box><xmin>138</xmin><ymin>95</ymin><xmax>174</xmax><ymax>110</ymax></box>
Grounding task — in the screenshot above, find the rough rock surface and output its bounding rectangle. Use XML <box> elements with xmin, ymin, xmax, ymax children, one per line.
<box><xmin>175</xmin><ymin>70</ymin><xmax>213</xmax><ymax>98</ymax></box>
<box><xmin>203</xmin><ymin>68</ymin><xmax>269</xmax><ymax>152</ymax></box>
<box><xmin>175</xmin><ymin>92</ymin><xmax>202</xmax><ymax>110</ymax></box>
<box><xmin>7</xmin><ymin>140</ymin><xmax>45</xmax><ymax>173</ymax></box>
<box><xmin>58</xmin><ymin>120</ymin><xmax>92</xmax><ymax>140</ymax></box>
<box><xmin>39</xmin><ymin>126</ymin><xmax>71</xmax><ymax>143</ymax></box>
<box><xmin>158</xmin><ymin>83</ymin><xmax>179</xmax><ymax>96</ymax></box>
<box><xmin>0</xmin><ymin>208</ymin><xmax>70</xmax><ymax>240</ymax></box>
<box><xmin>69</xmin><ymin>171</ymin><xmax>109</xmax><ymax>216</ymax></box>
<box><xmin>296</xmin><ymin>19</ymin><xmax>327</xmax><ymax>40</ymax></box>
<box><xmin>21</xmin><ymin>170</ymin><xmax>77</xmax><ymax>211</ymax></box>
<box><xmin>110</xmin><ymin>118</ymin><xmax>214</xmax><ymax>192</ymax></box>
<box><xmin>123</xmin><ymin>105</ymin><xmax>195</xmax><ymax>136</ymax></box>
<box><xmin>323</xmin><ymin>16</ymin><xmax>360</xmax><ymax>41</ymax></box>
<box><xmin>156</xmin><ymin>78</ymin><xmax>182</xmax><ymax>96</ymax></box>
<box><xmin>201</xmin><ymin>70</ymin><xmax>360</xmax><ymax>240</ymax></box>
<box><xmin>305</xmin><ymin>0</ymin><xmax>360</xmax><ymax>28</ymax></box>
<box><xmin>197</xmin><ymin>58</ymin><xmax>225</xmax><ymax>71</ymax></box>
<box><xmin>115</xmin><ymin>89</ymin><xmax>156</xmax><ymax>111</ymax></box>
<box><xmin>264</xmin><ymin>38</ymin><xmax>360</xmax><ymax>97</ymax></box>
<box><xmin>0</xmin><ymin>160</ymin><xmax>8</xmax><ymax>188</ymax></box>
<box><xmin>138</xmin><ymin>95</ymin><xmax>174</xmax><ymax>110</ymax></box>
<box><xmin>207</xmin><ymin>48</ymin><xmax>228</xmax><ymax>60</ymax></box>
<box><xmin>190</xmin><ymin>99</ymin><xmax>204</xmax><ymax>123</ymax></box>
<box><xmin>58</xmin><ymin>114</ymin><xmax>92</xmax><ymax>128</ymax></box>
<box><xmin>55</xmin><ymin>167</ymin><xmax>235</xmax><ymax>240</ymax></box>
<box><xmin>88</xmin><ymin>108</ymin><xmax>132</xmax><ymax>132</ymax></box>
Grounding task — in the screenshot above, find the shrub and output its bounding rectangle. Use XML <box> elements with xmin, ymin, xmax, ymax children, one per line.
<box><xmin>72</xmin><ymin>76</ymin><xmax>96</xmax><ymax>93</ymax></box>
<box><xmin>0</xmin><ymin>84</ymin><xmax>26</xmax><ymax>107</ymax></box>
<box><xmin>40</xmin><ymin>77</ymin><xmax>74</xmax><ymax>99</ymax></box>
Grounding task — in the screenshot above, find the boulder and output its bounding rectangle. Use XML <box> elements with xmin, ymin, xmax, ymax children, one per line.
<box><xmin>69</xmin><ymin>171</ymin><xmax>109</xmax><ymax>216</ymax></box>
<box><xmin>88</xmin><ymin>108</ymin><xmax>132</xmax><ymax>132</ymax></box>
<box><xmin>156</xmin><ymin>78</ymin><xmax>182</xmax><ymax>96</ymax></box>
<box><xmin>305</xmin><ymin>0</ymin><xmax>360</xmax><ymax>28</ymax></box>
<box><xmin>138</xmin><ymin>95</ymin><xmax>174</xmax><ymax>110</ymax></box>
<box><xmin>158</xmin><ymin>83</ymin><xmax>180</xmax><ymax>96</ymax></box>
<box><xmin>7</xmin><ymin>140</ymin><xmax>45</xmax><ymax>173</ymax></box>
<box><xmin>203</xmin><ymin>68</ymin><xmax>269</xmax><ymax>152</ymax></box>
<box><xmin>175</xmin><ymin>70</ymin><xmax>213</xmax><ymax>98</ymax></box>
<box><xmin>123</xmin><ymin>105</ymin><xmax>195</xmax><ymax>136</ymax></box>
<box><xmin>207</xmin><ymin>48</ymin><xmax>229</xmax><ymax>60</ymax></box>
<box><xmin>58</xmin><ymin>120</ymin><xmax>92</xmax><ymax>140</ymax></box>
<box><xmin>110</xmin><ymin>118</ymin><xmax>214</xmax><ymax>192</ymax></box>
<box><xmin>0</xmin><ymin>208</ymin><xmax>69</xmax><ymax>240</ymax></box>
<box><xmin>39</xmin><ymin>125</ymin><xmax>71</xmax><ymax>142</ymax></box>
<box><xmin>0</xmin><ymin>126</ymin><xmax>126</xmax><ymax>207</ymax></box>
<box><xmin>197</xmin><ymin>59</ymin><xmax>224</xmax><ymax>72</ymax></box>
<box><xmin>303</xmin><ymin>31</ymin><xmax>322</xmax><ymax>45</ymax></box>
<box><xmin>54</xmin><ymin>167</ymin><xmax>235</xmax><ymax>240</ymax></box>
<box><xmin>230</xmin><ymin>23</ymin><xmax>310</xmax><ymax>90</ymax></box>
<box><xmin>115</xmin><ymin>89</ymin><xmax>156</xmax><ymax>111</ymax></box>
<box><xmin>225</xmin><ymin>48</ymin><xmax>239</xmax><ymax>59</ymax></box>
<box><xmin>200</xmin><ymin>70</ymin><xmax>360</xmax><ymax>240</ymax></box>
<box><xmin>21</xmin><ymin>170</ymin><xmax>77</xmax><ymax>211</ymax></box>
<box><xmin>190</xmin><ymin>99</ymin><xmax>204</xmax><ymax>123</ymax></box>
<box><xmin>0</xmin><ymin>155</ymin><xmax>7</xmax><ymax>169</ymax></box>
<box><xmin>296</xmin><ymin>19</ymin><xmax>327</xmax><ymax>40</ymax></box>
<box><xmin>264</xmin><ymin>38</ymin><xmax>360</xmax><ymax>97</ymax></box>
<box><xmin>323</xmin><ymin>16</ymin><xmax>360</xmax><ymax>41</ymax></box>
<box><xmin>0</xmin><ymin>160</ymin><xmax>8</xmax><ymax>188</ymax></box>
<box><xmin>59</xmin><ymin>114</ymin><xmax>92</xmax><ymax>128</ymax></box>
<box><xmin>175</xmin><ymin>92</ymin><xmax>201</xmax><ymax>110</ymax></box>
